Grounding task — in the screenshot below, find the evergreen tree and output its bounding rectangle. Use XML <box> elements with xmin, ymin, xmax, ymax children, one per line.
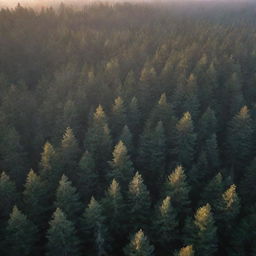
<box><xmin>153</xmin><ymin>196</ymin><xmax>178</xmax><ymax>253</ymax></box>
<box><xmin>124</xmin><ymin>229</ymin><xmax>154</xmax><ymax>256</ymax></box>
<box><xmin>175</xmin><ymin>112</ymin><xmax>197</xmax><ymax>168</ymax></box>
<box><xmin>127</xmin><ymin>97</ymin><xmax>141</xmax><ymax>135</ymax></box>
<box><xmin>111</xmin><ymin>96</ymin><xmax>127</xmax><ymax>138</ymax></box>
<box><xmin>119</xmin><ymin>125</ymin><xmax>133</xmax><ymax>154</ymax></box>
<box><xmin>109</xmin><ymin>141</ymin><xmax>134</xmax><ymax>189</ymax></box>
<box><xmin>77</xmin><ymin>151</ymin><xmax>98</xmax><ymax>202</ymax></box>
<box><xmin>81</xmin><ymin>197</ymin><xmax>108</xmax><ymax>256</ymax></box>
<box><xmin>54</xmin><ymin>175</ymin><xmax>82</xmax><ymax>221</ymax></box>
<box><xmin>85</xmin><ymin>105</ymin><xmax>112</xmax><ymax>178</ymax></box>
<box><xmin>165</xmin><ymin>166</ymin><xmax>190</xmax><ymax>217</ymax></box>
<box><xmin>194</xmin><ymin>204</ymin><xmax>218</xmax><ymax>256</ymax></box>
<box><xmin>0</xmin><ymin>172</ymin><xmax>17</xmax><ymax>220</ymax></box>
<box><xmin>175</xmin><ymin>245</ymin><xmax>194</xmax><ymax>256</ymax></box>
<box><xmin>23</xmin><ymin>169</ymin><xmax>49</xmax><ymax>227</ymax></box>
<box><xmin>227</xmin><ymin>106</ymin><xmax>253</xmax><ymax>171</ymax></box>
<box><xmin>5</xmin><ymin>206</ymin><xmax>37</xmax><ymax>256</ymax></box>
<box><xmin>46</xmin><ymin>208</ymin><xmax>80</xmax><ymax>256</ymax></box>
<box><xmin>127</xmin><ymin>172</ymin><xmax>151</xmax><ymax>232</ymax></box>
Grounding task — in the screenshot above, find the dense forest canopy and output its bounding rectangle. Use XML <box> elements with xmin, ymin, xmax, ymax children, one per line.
<box><xmin>0</xmin><ymin>1</ymin><xmax>256</xmax><ymax>255</ymax></box>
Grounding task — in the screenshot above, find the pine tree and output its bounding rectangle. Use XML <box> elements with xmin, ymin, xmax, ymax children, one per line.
<box><xmin>39</xmin><ymin>141</ymin><xmax>60</xmax><ymax>193</ymax></box>
<box><xmin>127</xmin><ymin>97</ymin><xmax>141</xmax><ymax>135</ymax></box>
<box><xmin>165</xmin><ymin>166</ymin><xmax>190</xmax><ymax>217</ymax></box>
<box><xmin>46</xmin><ymin>208</ymin><xmax>80</xmax><ymax>256</ymax></box>
<box><xmin>5</xmin><ymin>206</ymin><xmax>38</xmax><ymax>256</ymax></box>
<box><xmin>0</xmin><ymin>172</ymin><xmax>17</xmax><ymax>220</ymax></box>
<box><xmin>200</xmin><ymin>173</ymin><xmax>224</xmax><ymax>211</ymax></box>
<box><xmin>111</xmin><ymin>96</ymin><xmax>127</xmax><ymax>138</ymax></box>
<box><xmin>54</xmin><ymin>175</ymin><xmax>82</xmax><ymax>221</ymax></box>
<box><xmin>109</xmin><ymin>141</ymin><xmax>134</xmax><ymax>189</ymax></box>
<box><xmin>124</xmin><ymin>229</ymin><xmax>154</xmax><ymax>256</ymax></box>
<box><xmin>23</xmin><ymin>169</ymin><xmax>49</xmax><ymax>227</ymax></box>
<box><xmin>81</xmin><ymin>197</ymin><xmax>108</xmax><ymax>256</ymax></box>
<box><xmin>119</xmin><ymin>125</ymin><xmax>133</xmax><ymax>154</ymax></box>
<box><xmin>127</xmin><ymin>172</ymin><xmax>151</xmax><ymax>232</ymax></box>
<box><xmin>138</xmin><ymin>121</ymin><xmax>166</xmax><ymax>195</ymax></box>
<box><xmin>77</xmin><ymin>151</ymin><xmax>98</xmax><ymax>202</ymax></box>
<box><xmin>57</xmin><ymin>127</ymin><xmax>80</xmax><ymax>180</ymax></box>
<box><xmin>204</xmin><ymin>133</ymin><xmax>220</xmax><ymax>170</ymax></box>
<box><xmin>102</xmin><ymin>179</ymin><xmax>125</xmax><ymax>252</ymax></box>
<box><xmin>175</xmin><ymin>245</ymin><xmax>194</xmax><ymax>256</ymax></box>
<box><xmin>85</xmin><ymin>105</ymin><xmax>112</xmax><ymax>177</ymax></box>
<box><xmin>194</xmin><ymin>204</ymin><xmax>218</xmax><ymax>256</ymax></box>
<box><xmin>175</xmin><ymin>112</ymin><xmax>197</xmax><ymax>168</ymax></box>
<box><xmin>153</xmin><ymin>196</ymin><xmax>178</xmax><ymax>253</ymax></box>
<box><xmin>227</xmin><ymin>106</ymin><xmax>253</xmax><ymax>170</ymax></box>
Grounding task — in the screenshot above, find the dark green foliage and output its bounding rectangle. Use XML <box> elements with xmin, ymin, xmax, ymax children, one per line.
<box><xmin>46</xmin><ymin>208</ymin><xmax>80</xmax><ymax>256</ymax></box>
<box><xmin>0</xmin><ymin>172</ymin><xmax>17</xmax><ymax>219</ymax></box>
<box><xmin>175</xmin><ymin>112</ymin><xmax>197</xmax><ymax>168</ymax></box>
<box><xmin>77</xmin><ymin>151</ymin><xmax>98</xmax><ymax>202</ymax></box>
<box><xmin>54</xmin><ymin>175</ymin><xmax>82</xmax><ymax>221</ymax></box>
<box><xmin>124</xmin><ymin>229</ymin><xmax>154</xmax><ymax>256</ymax></box>
<box><xmin>127</xmin><ymin>172</ymin><xmax>151</xmax><ymax>232</ymax></box>
<box><xmin>109</xmin><ymin>140</ymin><xmax>134</xmax><ymax>189</ymax></box>
<box><xmin>81</xmin><ymin>197</ymin><xmax>108</xmax><ymax>256</ymax></box>
<box><xmin>5</xmin><ymin>206</ymin><xmax>38</xmax><ymax>256</ymax></box>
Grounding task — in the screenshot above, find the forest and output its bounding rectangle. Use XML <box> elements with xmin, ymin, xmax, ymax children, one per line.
<box><xmin>0</xmin><ymin>1</ymin><xmax>256</xmax><ymax>255</ymax></box>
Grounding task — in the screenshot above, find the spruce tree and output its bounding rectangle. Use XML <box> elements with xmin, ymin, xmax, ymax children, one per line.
<box><xmin>175</xmin><ymin>245</ymin><xmax>194</xmax><ymax>256</ymax></box>
<box><xmin>111</xmin><ymin>96</ymin><xmax>127</xmax><ymax>138</ymax></box>
<box><xmin>109</xmin><ymin>141</ymin><xmax>134</xmax><ymax>189</ymax></box>
<box><xmin>153</xmin><ymin>196</ymin><xmax>178</xmax><ymax>253</ymax></box>
<box><xmin>23</xmin><ymin>169</ymin><xmax>49</xmax><ymax>227</ymax></box>
<box><xmin>227</xmin><ymin>106</ymin><xmax>253</xmax><ymax>170</ymax></box>
<box><xmin>54</xmin><ymin>175</ymin><xmax>82</xmax><ymax>221</ymax></box>
<box><xmin>77</xmin><ymin>151</ymin><xmax>98</xmax><ymax>202</ymax></box>
<box><xmin>127</xmin><ymin>97</ymin><xmax>141</xmax><ymax>135</ymax></box>
<box><xmin>81</xmin><ymin>197</ymin><xmax>108</xmax><ymax>256</ymax></box>
<box><xmin>85</xmin><ymin>105</ymin><xmax>112</xmax><ymax>177</ymax></box>
<box><xmin>175</xmin><ymin>112</ymin><xmax>197</xmax><ymax>168</ymax></box>
<box><xmin>124</xmin><ymin>229</ymin><xmax>154</xmax><ymax>256</ymax></box>
<box><xmin>46</xmin><ymin>208</ymin><xmax>80</xmax><ymax>256</ymax></box>
<box><xmin>0</xmin><ymin>172</ymin><xmax>17</xmax><ymax>220</ymax></box>
<box><xmin>127</xmin><ymin>172</ymin><xmax>151</xmax><ymax>232</ymax></box>
<box><xmin>119</xmin><ymin>125</ymin><xmax>133</xmax><ymax>154</ymax></box>
<box><xmin>5</xmin><ymin>206</ymin><xmax>38</xmax><ymax>256</ymax></box>
<box><xmin>194</xmin><ymin>204</ymin><xmax>218</xmax><ymax>256</ymax></box>
<box><xmin>165</xmin><ymin>166</ymin><xmax>190</xmax><ymax>217</ymax></box>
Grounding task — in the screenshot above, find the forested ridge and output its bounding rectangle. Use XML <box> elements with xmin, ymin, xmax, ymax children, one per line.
<box><xmin>0</xmin><ymin>2</ymin><xmax>256</xmax><ymax>256</ymax></box>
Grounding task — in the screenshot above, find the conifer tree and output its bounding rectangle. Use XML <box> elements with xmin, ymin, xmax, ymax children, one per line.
<box><xmin>227</xmin><ymin>106</ymin><xmax>253</xmax><ymax>170</ymax></box>
<box><xmin>0</xmin><ymin>172</ymin><xmax>17</xmax><ymax>220</ymax></box>
<box><xmin>119</xmin><ymin>125</ymin><xmax>133</xmax><ymax>154</ymax></box>
<box><xmin>46</xmin><ymin>208</ymin><xmax>80</xmax><ymax>256</ymax></box>
<box><xmin>127</xmin><ymin>172</ymin><xmax>151</xmax><ymax>232</ymax></box>
<box><xmin>138</xmin><ymin>121</ymin><xmax>166</xmax><ymax>194</ymax></box>
<box><xmin>124</xmin><ymin>229</ymin><xmax>154</xmax><ymax>256</ymax></box>
<box><xmin>153</xmin><ymin>196</ymin><xmax>178</xmax><ymax>253</ymax></box>
<box><xmin>5</xmin><ymin>206</ymin><xmax>38</xmax><ymax>256</ymax></box>
<box><xmin>165</xmin><ymin>166</ymin><xmax>190</xmax><ymax>217</ymax></box>
<box><xmin>204</xmin><ymin>133</ymin><xmax>220</xmax><ymax>170</ymax></box>
<box><xmin>85</xmin><ymin>105</ymin><xmax>112</xmax><ymax>176</ymax></box>
<box><xmin>175</xmin><ymin>112</ymin><xmax>197</xmax><ymax>168</ymax></box>
<box><xmin>127</xmin><ymin>97</ymin><xmax>141</xmax><ymax>135</ymax></box>
<box><xmin>77</xmin><ymin>151</ymin><xmax>98</xmax><ymax>202</ymax></box>
<box><xmin>200</xmin><ymin>173</ymin><xmax>224</xmax><ymax>210</ymax></box>
<box><xmin>111</xmin><ymin>96</ymin><xmax>127</xmax><ymax>138</ymax></box>
<box><xmin>57</xmin><ymin>127</ymin><xmax>80</xmax><ymax>179</ymax></box>
<box><xmin>175</xmin><ymin>245</ymin><xmax>194</xmax><ymax>256</ymax></box>
<box><xmin>54</xmin><ymin>175</ymin><xmax>82</xmax><ymax>221</ymax></box>
<box><xmin>194</xmin><ymin>204</ymin><xmax>218</xmax><ymax>256</ymax></box>
<box><xmin>23</xmin><ymin>169</ymin><xmax>49</xmax><ymax>227</ymax></box>
<box><xmin>109</xmin><ymin>141</ymin><xmax>134</xmax><ymax>189</ymax></box>
<box><xmin>81</xmin><ymin>197</ymin><xmax>108</xmax><ymax>256</ymax></box>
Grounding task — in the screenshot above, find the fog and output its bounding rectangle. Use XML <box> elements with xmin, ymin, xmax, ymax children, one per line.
<box><xmin>0</xmin><ymin>0</ymin><xmax>253</xmax><ymax>8</ymax></box>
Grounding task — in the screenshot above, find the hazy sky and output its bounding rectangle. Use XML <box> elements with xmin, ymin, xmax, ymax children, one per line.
<box><xmin>0</xmin><ymin>0</ymin><xmax>252</xmax><ymax>8</ymax></box>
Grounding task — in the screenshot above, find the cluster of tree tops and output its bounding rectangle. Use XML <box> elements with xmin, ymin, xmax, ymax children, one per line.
<box><xmin>1</xmin><ymin>2</ymin><xmax>256</xmax><ymax>256</ymax></box>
